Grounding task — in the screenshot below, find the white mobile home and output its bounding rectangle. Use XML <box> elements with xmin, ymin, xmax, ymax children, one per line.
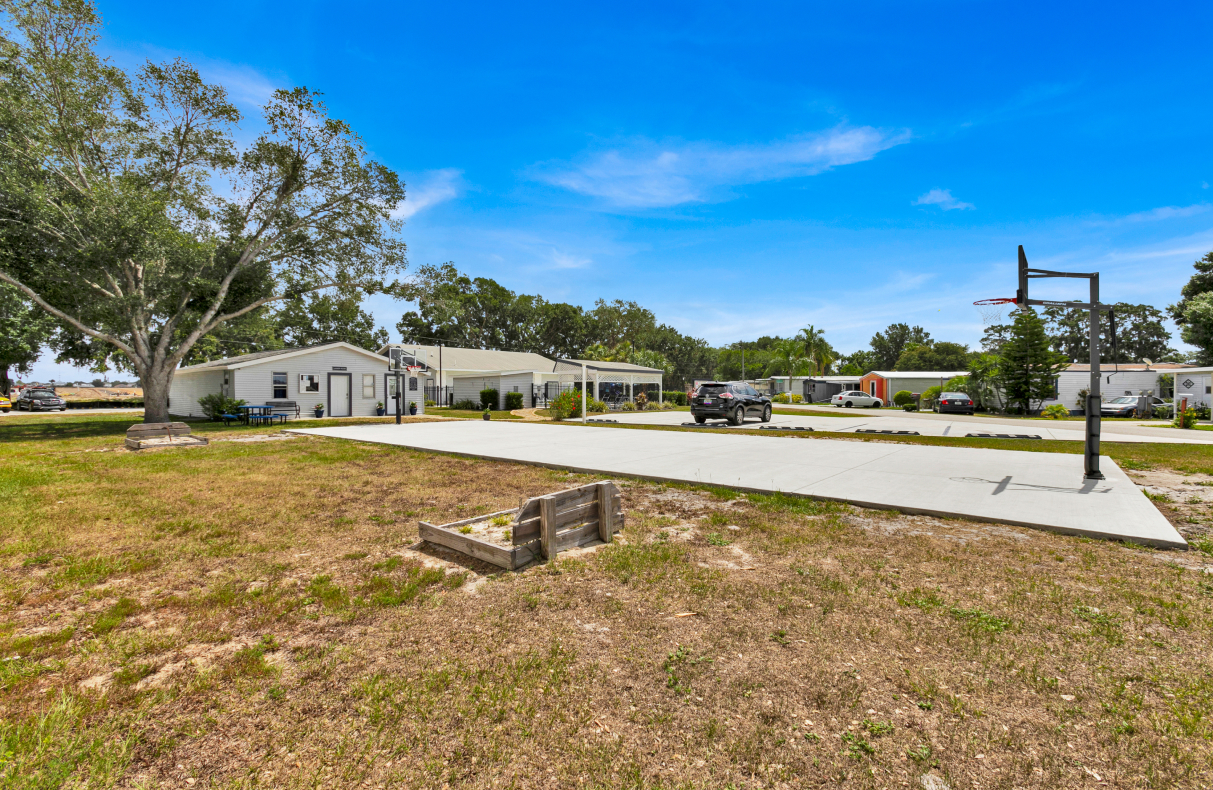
<box><xmin>169</xmin><ymin>342</ymin><xmax>424</xmax><ymax>419</ymax></box>
<box><xmin>378</xmin><ymin>344</ymin><xmax>558</xmax><ymax>406</ymax></box>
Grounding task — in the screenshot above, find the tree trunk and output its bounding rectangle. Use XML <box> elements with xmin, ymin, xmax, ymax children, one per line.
<box><xmin>0</xmin><ymin>366</ymin><xmax>9</xmax><ymax>397</ymax></box>
<box><xmin>141</xmin><ymin>367</ymin><xmax>173</xmax><ymax>424</ymax></box>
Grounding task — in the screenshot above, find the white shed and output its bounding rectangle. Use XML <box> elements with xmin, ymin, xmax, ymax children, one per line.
<box><xmin>169</xmin><ymin>342</ymin><xmax>425</xmax><ymax>419</ymax></box>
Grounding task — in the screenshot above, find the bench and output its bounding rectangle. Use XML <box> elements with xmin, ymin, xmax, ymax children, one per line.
<box><xmin>266</xmin><ymin>400</ymin><xmax>300</xmax><ymax>421</ymax></box>
<box><xmin>220</xmin><ymin>413</ymin><xmax>241</xmax><ymax>426</ymax></box>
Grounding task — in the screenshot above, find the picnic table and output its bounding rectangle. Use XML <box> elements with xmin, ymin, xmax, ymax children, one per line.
<box><xmin>237</xmin><ymin>404</ymin><xmax>286</xmax><ymax>426</ymax></box>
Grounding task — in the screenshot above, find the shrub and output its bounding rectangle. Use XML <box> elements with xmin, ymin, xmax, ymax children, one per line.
<box><xmin>1042</xmin><ymin>404</ymin><xmax>1070</xmax><ymax>419</ymax></box>
<box><xmin>479</xmin><ymin>388</ymin><xmax>499</xmax><ymax>410</ymax></box>
<box><xmin>504</xmin><ymin>391</ymin><xmax>524</xmax><ymax>410</ymax></box>
<box><xmin>663</xmin><ymin>391</ymin><xmax>687</xmax><ymax>406</ymax></box>
<box><xmin>902</xmin><ymin>404</ymin><xmax>918</xmax><ymax>412</ymax></box>
<box><xmin>1075</xmin><ymin>387</ymin><xmax>1090</xmax><ymax>409</ymax></box>
<box><xmin>1175</xmin><ymin>410</ymin><xmax>1198</xmax><ymax>429</ymax></box>
<box><xmin>549</xmin><ymin>389</ymin><xmax>581</xmax><ymax>421</ymax></box>
<box><xmin>661</xmin><ymin>401</ymin><xmax>673</xmax><ymax>410</ymax></box>
<box><xmin>452</xmin><ymin>399</ymin><xmax>480</xmax><ymax>410</ymax></box>
<box><xmin>621</xmin><ymin>401</ymin><xmax>635</xmax><ymax>411</ymax></box>
<box><xmin>587</xmin><ymin>398</ymin><xmax>608</xmax><ymax>413</ymax></box>
<box><xmin>772</xmin><ymin>393</ymin><xmax>790</xmax><ymax>403</ymax></box>
<box><xmin>424</xmin><ymin>399</ymin><xmax>435</xmax><ymax>407</ymax></box>
<box><xmin>1193</xmin><ymin>404</ymin><xmax>1212</xmax><ymax>420</ymax></box>
<box><xmin>1153</xmin><ymin>405</ymin><xmax>1171</xmax><ymax>419</ymax></box>
<box><xmin>919</xmin><ymin>385</ymin><xmax>942</xmax><ymax>408</ymax></box>
<box><xmin>790</xmin><ymin>394</ymin><xmax>803</xmax><ymax>404</ymax></box>
<box><xmin>635</xmin><ymin>391</ymin><xmax>648</xmax><ymax>410</ymax></box>
<box><xmin>893</xmin><ymin>390</ymin><xmax>914</xmax><ymax>407</ymax></box>
<box><xmin>198</xmin><ymin>393</ymin><xmax>246</xmax><ymax>420</ymax></box>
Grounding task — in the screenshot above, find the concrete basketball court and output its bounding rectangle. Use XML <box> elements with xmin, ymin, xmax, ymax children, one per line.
<box><xmin>290</xmin><ymin>420</ymin><xmax>1186</xmax><ymax>549</ymax></box>
<box><xmin>598</xmin><ymin>408</ymin><xmax>1213</xmax><ymax>444</ymax></box>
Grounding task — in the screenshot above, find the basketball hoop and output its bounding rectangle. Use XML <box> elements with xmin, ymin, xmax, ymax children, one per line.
<box><xmin>973</xmin><ymin>297</ymin><xmax>1017</xmax><ymax>326</ymax></box>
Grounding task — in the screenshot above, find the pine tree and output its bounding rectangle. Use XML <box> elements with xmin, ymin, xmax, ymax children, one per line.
<box><xmin>1000</xmin><ymin>309</ymin><xmax>1068</xmax><ymax>414</ymax></box>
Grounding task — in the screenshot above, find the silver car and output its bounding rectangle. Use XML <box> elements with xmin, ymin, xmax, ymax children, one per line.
<box><xmin>831</xmin><ymin>390</ymin><xmax>883</xmax><ymax>408</ymax></box>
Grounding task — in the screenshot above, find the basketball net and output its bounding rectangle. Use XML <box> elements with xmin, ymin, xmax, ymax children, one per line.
<box><xmin>973</xmin><ymin>298</ymin><xmax>1017</xmax><ymax>326</ymax></box>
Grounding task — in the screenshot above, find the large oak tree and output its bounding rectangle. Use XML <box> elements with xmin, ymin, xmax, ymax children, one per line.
<box><xmin>0</xmin><ymin>0</ymin><xmax>406</xmax><ymax>422</ymax></box>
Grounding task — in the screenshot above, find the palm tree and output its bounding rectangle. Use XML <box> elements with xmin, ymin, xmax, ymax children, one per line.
<box><xmin>770</xmin><ymin>339</ymin><xmax>809</xmax><ymax>397</ymax></box>
<box><xmin>796</xmin><ymin>325</ymin><xmax>836</xmax><ymax>375</ymax></box>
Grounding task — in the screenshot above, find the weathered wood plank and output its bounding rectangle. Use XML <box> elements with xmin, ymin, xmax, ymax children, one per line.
<box><xmin>539</xmin><ymin>496</ymin><xmax>557</xmax><ymax>560</ymax></box>
<box><xmin>427</xmin><ymin>508</ymin><xmax>517</xmax><ymax>531</ymax></box>
<box><xmin>418</xmin><ymin>521</ymin><xmax>513</xmax><ymax>569</ymax></box>
<box><xmin>597</xmin><ymin>481</ymin><xmax>613</xmax><ymax>544</ymax></box>
<box><xmin>512</xmin><ymin>494</ymin><xmax>621</xmax><ymax>544</ymax></box>
<box><xmin>554</xmin><ymin>520</ymin><xmax>610</xmax><ymax>552</ymax></box>
<box><xmin>510</xmin><ymin>542</ymin><xmax>540</xmax><ymax>569</ymax></box>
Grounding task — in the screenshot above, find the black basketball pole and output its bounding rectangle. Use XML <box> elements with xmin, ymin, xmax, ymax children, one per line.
<box><xmin>395</xmin><ymin>371</ymin><xmax>402</xmax><ymax>425</ymax></box>
<box><xmin>1016</xmin><ymin>245</ymin><xmax>1107</xmax><ymax>480</ymax></box>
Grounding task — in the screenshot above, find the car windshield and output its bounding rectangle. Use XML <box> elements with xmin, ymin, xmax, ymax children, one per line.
<box><xmin>1107</xmin><ymin>397</ymin><xmax>1136</xmax><ymax>404</ymax></box>
<box><xmin>941</xmin><ymin>392</ymin><xmax>968</xmax><ymax>399</ymax></box>
<box><xmin>32</xmin><ymin>392</ymin><xmax>53</xmax><ymax>399</ymax></box>
<box><xmin>697</xmin><ymin>384</ymin><xmax>728</xmax><ymax>396</ymax></box>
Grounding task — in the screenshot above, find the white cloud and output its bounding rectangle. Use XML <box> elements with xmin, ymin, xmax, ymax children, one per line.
<box><xmin>913</xmin><ymin>188</ymin><xmax>975</xmax><ymax>211</ymax></box>
<box><xmin>533</xmin><ymin>126</ymin><xmax>909</xmax><ymax>209</ymax></box>
<box><xmin>392</xmin><ymin>169</ymin><xmax>464</xmax><ymax>220</ymax></box>
<box><xmin>550</xmin><ymin>250</ymin><xmax>592</xmax><ymax>269</ymax></box>
<box><xmin>1120</xmin><ymin>204</ymin><xmax>1209</xmax><ymax>223</ymax></box>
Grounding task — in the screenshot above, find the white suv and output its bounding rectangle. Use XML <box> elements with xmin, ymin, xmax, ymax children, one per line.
<box><xmin>832</xmin><ymin>390</ymin><xmax>882</xmax><ymax>408</ymax></box>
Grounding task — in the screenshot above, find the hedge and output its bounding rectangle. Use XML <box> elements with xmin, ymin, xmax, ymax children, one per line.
<box><xmin>662</xmin><ymin>391</ymin><xmax>687</xmax><ymax>406</ymax></box>
<box><xmin>66</xmin><ymin>399</ymin><xmax>144</xmax><ymax>409</ymax></box>
<box><xmin>504</xmin><ymin>391</ymin><xmax>524</xmax><ymax>410</ymax></box>
<box><xmin>479</xmin><ymin>388</ymin><xmax>499</xmax><ymax>410</ymax></box>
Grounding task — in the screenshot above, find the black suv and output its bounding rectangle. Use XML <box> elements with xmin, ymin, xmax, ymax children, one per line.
<box><xmin>16</xmin><ymin>389</ymin><xmax>66</xmax><ymax>412</ymax></box>
<box><xmin>690</xmin><ymin>381</ymin><xmax>772</xmax><ymax>425</ymax></box>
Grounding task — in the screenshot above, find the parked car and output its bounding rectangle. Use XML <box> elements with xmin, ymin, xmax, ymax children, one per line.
<box><xmin>933</xmin><ymin>391</ymin><xmax>975</xmax><ymax>415</ymax></box>
<box><xmin>691</xmin><ymin>381</ymin><xmax>772</xmax><ymax>425</ymax></box>
<box><xmin>831</xmin><ymin>390</ymin><xmax>882</xmax><ymax>408</ymax></box>
<box><xmin>0</xmin><ymin>394</ymin><xmax>10</xmax><ymax>412</ymax></box>
<box><xmin>16</xmin><ymin>389</ymin><xmax>66</xmax><ymax>411</ymax></box>
<box><xmin>1100</xmin><ymin>396</ymin><xmax>1166</xmax><ymax>418</ymax></box>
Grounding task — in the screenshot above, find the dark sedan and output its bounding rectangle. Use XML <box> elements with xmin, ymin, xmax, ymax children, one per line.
<box><xmin>16</xmin><ymin>389</ymin><xmax>67</xmax><ymax>411</ymax></box>
<box><xmin>691</xmin><ymin>381</ymin><xmax>772</xmax><ymax>425</ymax></box>
<box><xmin>933</xmin><ymin>391</ymin><xmax>975</xmax><ymax>415</ymax></box>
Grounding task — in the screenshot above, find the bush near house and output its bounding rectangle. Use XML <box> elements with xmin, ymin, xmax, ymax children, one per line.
<box><xmin>588</xmin><ymin>399</ymin><xmax>608</xmax><ymax>413</ymax></box>
<box><xmin>548</xmin><ymin>389</ymin><xmax>581</xmax><ymax>420</ymax></box>
<box><xmin>479</xmin><ymin>388</ymin><xmax>499</xmax><ymax>411</ymax></box>
<box><xmin>772</xmin><ymin>393</ymin><xmax>790</xmax><ymax>403</ymax></box>
<box><xmin>452</xmin><ymin>399</ymin><xmax>480</xmax><ymax>410</ymax></box>
<box><xmin>198</xmin><ymin>393</ymin><xmax>246</xmax><ymax>421</ymax></box>
<box><xmin>504</xmin><ymin>391</ymin><xmax>524</xmax><ymax>410</ymax></box>
<box><xmin>893</xmin><ymin>390</ymin><xmax>914</xmax><ymax>407</ymax></box>
<box><xmin>662</xmin><ymin>391</ymin><xmax>687</xmax><ymax>406</ymax></box>
<box><xmin>1042</xmin><ymin>404</ymin><xmax>1070</xmax><ymax>419</ymax></box>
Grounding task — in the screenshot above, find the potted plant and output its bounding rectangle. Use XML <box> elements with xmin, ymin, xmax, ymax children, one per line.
<box><xmin>409</xmin><ymin>401</ymin><xmax>417</xmax><ymax>415</ymax></box>
<box><xmin>313</xmin><ymin>403</ymin><xmax>324</xmax><ymax>419</ymax></box>
<box><xmin>483</xmin><ymin>407</ymin><xmax>491</xmax><ymax>421</ymax></box>
<box><xmin>376</xmin><ymin>401</ymin><xmax>385</xmax><ymax>416</ymax></box>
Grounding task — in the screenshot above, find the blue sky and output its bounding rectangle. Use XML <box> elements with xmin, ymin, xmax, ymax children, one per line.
<box><xmin>27</xmin><ymin>1</ymin><xmax>1213</xmax><ymax>381</ymax></box>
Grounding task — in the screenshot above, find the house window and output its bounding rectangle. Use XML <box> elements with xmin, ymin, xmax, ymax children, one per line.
<box><xmin>272</xmin><ymin>371</ymin><xmax>287</xmax><ymax>399</ymax></box>
<box><xmin>362</xmin><ymin>374</ymin><xmax>375</xmax><ymax>399</ymax></box>
<box><xmin>299</xmin><ymin>374</ymin><xmax>320</xmax><ymax>394</ymax></box>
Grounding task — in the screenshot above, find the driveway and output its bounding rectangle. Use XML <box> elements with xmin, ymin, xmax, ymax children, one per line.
<box><xmin>290</xmin><ymin>420</ymin><xmax>1185</xmax><ymax>549</ymax></box>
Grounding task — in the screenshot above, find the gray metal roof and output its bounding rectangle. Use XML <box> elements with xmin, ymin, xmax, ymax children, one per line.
<box><xmin>378</xmin><ymin>344</ymin><xmax>555</xmax><ymax>373</ymax></box>
<box><xmin>557</xmin><ymin>358</ymin><xmax>664</xmax><ymax>374</ymax></box>
<box><xmin>178</xmin><ymin>342</ymin><xmax>386</xmax><ymax>372</ymax></box>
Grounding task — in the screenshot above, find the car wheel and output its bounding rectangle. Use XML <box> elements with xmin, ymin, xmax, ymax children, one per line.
<box><xmin>844</xmin><ymin>401</ymin><xmax>853</xmax><ymax>408</ymax></box>
<box><xmin>730</xmin><ymin>406</ymin><xmax>744</xmax><ymax>426</ymax></box>
<box><xmin>873</xmin><ymin>400</ymin><xmax>882</xmax><ymax>408</ymax></box>
<box><xmin>694</xmin><ymin>415</ymin><xmax>706</xmax><ymax>424</ymax></box>
<box><xmin>761</xmin><ymin>404</ymin><xmax>772</xmax><ymax>422</ymax></box>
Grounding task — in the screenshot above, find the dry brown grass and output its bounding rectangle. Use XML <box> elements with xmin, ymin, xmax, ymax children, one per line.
<box><xmin>2</xmin><ymin>414</ymin><xmax>1212</xmax><ymax>789</ymax></box>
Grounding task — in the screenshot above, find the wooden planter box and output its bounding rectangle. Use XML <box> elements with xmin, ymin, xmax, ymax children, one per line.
<box><xmin>418</xmin><ymin>481</ymin><xmax>623</xmax><ymax>570</ymax></box>
<box><xmin>125</xmin><ymin>422</ymin><xmax>209</xmax><ymax>450</ymax></box>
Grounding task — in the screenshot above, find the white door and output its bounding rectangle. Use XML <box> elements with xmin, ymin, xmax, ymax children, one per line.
<box><xmin>329</xmin><ymin>374</ymin><xmax>350</xmax><ymax>417</ymax></box>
